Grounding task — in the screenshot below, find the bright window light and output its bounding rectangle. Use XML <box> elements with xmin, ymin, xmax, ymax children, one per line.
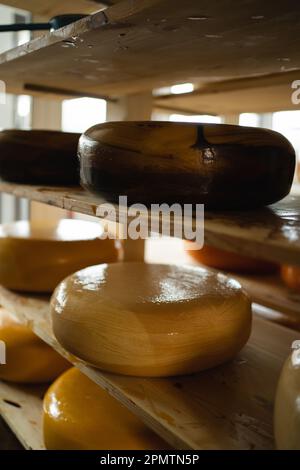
<box><xmin>272</xmin><ymin>110</ymin><xmax>300</xmax><ymax>159</ymax></box>
<box><xmin>239</xmin><ymin>113</ymin><xmax>260</xmax><ymax>127</ymax></box>
<box><xmin>170</xmin><ymin>83</ymin><xmax>194</xmax><ymax>94</ymax></box>
<box><xmin>169</xmin><ymin>114</ymin><xmax>222</xmax><ymax>124</ymax></box>
<box><xmin>17</xmin><ymin>95</ymin><xmax>31</xmax><ymax>117</ymax></box>
<box><xmin>62</xmin><ymin>97</ymin><xmax>107</xmax><ymax>133</ymax></box>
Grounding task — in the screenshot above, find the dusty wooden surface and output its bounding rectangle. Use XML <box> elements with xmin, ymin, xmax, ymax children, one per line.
<box><xmin>0</xmin><ymin>0</ymin><xmax>299</xmax><ymax>97</ymax></box>
<box><xmin>0</xmin><ymin>285</ymin><xmax>298</xmax><ymax>450</ymax></box>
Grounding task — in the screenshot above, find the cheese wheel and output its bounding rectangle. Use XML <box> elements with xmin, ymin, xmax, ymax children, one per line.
<box><xmin>78</xmin><ymin>121</ymin><xmax>295</xmax><ymax>209</ymax></box>
<box><xmin>0</xmin><ymin>308</ymin><xmax>69</xmax><ymax>383</ymax></box>
<box><xmin>0</xmin><ymin>219</ymin><xmax>119</xmax><ymax>293</ymax></box>
<box><xmin>43</xmin><ymin>367</ymin><xmax>169</xmax><ymax>450</ymax></box>
<box><xmin>281</xmin><ymin>265</ymin><xmax>300</xmax><ymax>291</ymax></box>
<box><xmin>274</xmin><ymin>342</ymin><xmax>300</xmax><ymax>449</ymax></box>
<box><xmin>0</xmin><ymin>129</ymin><xmax>80</xmax><ymax>185</ymax></box>
<box><xmin>185</xmin><ymin>242</ymin><xmax>277</xmax><ymax>274</ymax></box>
<box><xmin>51</xmin><ymin>262</ymin><xmax>252</xmax><ymax>377</ymax></box>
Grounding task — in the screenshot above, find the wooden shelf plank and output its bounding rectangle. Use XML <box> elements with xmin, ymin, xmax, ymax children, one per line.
<box><xmin>0</xmin><ymin>285</ymin><xmax>298</xmax><ymax>450</ymax></box>
<box><xmin>1</xmin><ymin>182</ymin><xmax>300</xmax><ymax>267</ymax></box>
<box><xmin>0</xmin><ymin>380</ymin><xmax>45</xmax><ymax>450</ymax></box>
<box><xmin>155</xmin><ymin>71</ymin><xmax>300</xmax><ymax>115</ymax></box>
<box><xmin>0</xmin><ymin>1</ymin><xmax>109</xmax><ymax>16</ymax></box>
<box><xmin>0</xmin><ymin>0</ymin><xmax>300</xmax><ymax>97</ymax></box>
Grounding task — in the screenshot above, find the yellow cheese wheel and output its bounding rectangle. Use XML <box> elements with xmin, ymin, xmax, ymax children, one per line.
<box><xmin>0</xmin><ymin>219</ymin><xmax>119</xmax><ymax>292</ymax></box>
<box><xmin>0</xmin><ymin>308</ymin><xmax>69</xmax><ymax>383</ymax></box>
<box><xmin>281</xmin><ymin>265</ymin><xmax>300</xmax><ymax>291</ymax></box>
<box><xmin>51</xmin><ymin>262</ymin><xmax>252</xmax><ymax>377</ymax></box>
<box><xmin>185</xmin><ymin>242</ymin><xmax>277</xmax><ymax>274</ymax></box>
<box><xmin>274</xmin><ymin>342</ymin><xmax>300</xmax><ymax>449</ymax></box>
<box><xmin>43</xmin><ymin>367</ymin><xmax>169</xmax><ymax>450</ymax></box>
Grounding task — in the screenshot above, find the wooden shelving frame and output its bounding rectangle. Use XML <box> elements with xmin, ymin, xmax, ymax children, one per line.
<box><xmin>0</xmin><ymin>0</ymin><xmax>300</xmax><ymax>452</ymax></box>
<box><xmin>0</xmin><ymin>285</ymin><xmax>298</xmax><ymax>450</ymax></box>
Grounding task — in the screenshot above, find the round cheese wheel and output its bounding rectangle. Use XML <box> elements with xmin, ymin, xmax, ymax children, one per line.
<box><xmin>0</xmin><ymin>219</ymin><xmax>119</xmax><ymax>293</ymax></box>
<box><xmin>0</xmin><ymin>308</ymin><xmax>69</xmax><ymax>383</ymax></box>
<box><xmin>274</xmin><ymin>343</ymin><xmax>300</xmax><ymax>449</ymax></box>
<box><xmin>78</xmin><ymin>121</ymin><xmax>295</xmax><ymax>209</ymax></box>
<box><xmin>0</xmin><ymin>129</ymin><xmax>80</xmax><ymax>185</ymax></box>
<box><xmin>281</xmin><ymin>265</ymin><xmax>300</xmax><ymax>291</ymax></box>
<box><xmin>185</xmin><ymin>242</ymin><xmax>277</xmax><ymax>274</ymax></box>
<box><xmin>51</xmin><ymin>262</ymin><xmax>252</xmax><ymax>377</ymax></box>
<box><xmin>43</xmin><ymin>367</ymin><xmax>169</xmax><ymax>450</ymax></box>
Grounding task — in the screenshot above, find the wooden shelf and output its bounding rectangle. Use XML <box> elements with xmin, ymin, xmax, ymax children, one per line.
<box><xmin>155</xmin><ymin>70</ymin><xmax>300</xmax><ymax>115</ymax></box>
<box><xmin>0</xmin><ymin>285</ymin><xmax>298</xmax><ymax>450</ymax></box>
<box><xmin>0</xmin><ymin>0</ymin><xmax>300</xmax><ymax>98</ymax></box>
<box><xmin>0</xmin><ymin>1</ymin><xmax>110</xmax><ymax>16</ymax></box>
<box><xmin>0</xmin><ymin>380</ymin><xmax>45</xmax><ymax>450</ymax></box>
<box><xmin>1</xmin><ymin>182</ymin><xmax>300</xmax><ymax>267</ymax></box>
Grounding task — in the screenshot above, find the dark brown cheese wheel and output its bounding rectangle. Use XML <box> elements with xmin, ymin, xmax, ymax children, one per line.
<box><xmin>78</xmin><ymin>121</ymin><xmax>295</xmax><ymax>210</ymax></box>
<box><xmin>0</xmin><ymin>129</ymin><xmax>80</xmax><ymax>185</ymax></box>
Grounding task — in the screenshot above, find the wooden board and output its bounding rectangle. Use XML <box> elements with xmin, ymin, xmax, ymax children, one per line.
<box><xmin>0</xmin><ymin>380</ymin><xmax>45</xmax><ymax>450</ymax></box>
<box><xmin>0</xmin><ymin>1</ymin><xmax>117</xmax><ymax>17</ymax></box>
<box><xmin>0</xmin><ymin>416</ymin><xmax>23</xmax><ymax>450</ymax></box>
<box><xmin>1</xmin><ymin>182</ymin><xmax>300</xmax><ymax>267</ymax></box>
<box><xmin>155</xmin><ymin>71</ymin><xmax>300</xmax><ymax>115</ymax></box>
<box><xmin>0</xmin><ymin>0</ymin><xmax>300</xmax><ymax>97</ymax></box>
<box><xmin>0</xmin><ymin>285</ymin><xmax>298</xmax><ymax>450</ymax></box>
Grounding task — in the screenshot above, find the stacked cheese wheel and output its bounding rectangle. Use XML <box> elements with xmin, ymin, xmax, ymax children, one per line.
<box><xmin>281</xmin><ymin>265</ymin><xmax>300</xmax><ymax>291</ymax></box>
<box><xmin>274</xmin><ymin>342</ymin><xmax>300</xmax><ymax>449</ymax></box>
<box><xmin>51</xmin><ymin>262</ymin><xmax>252</xmax><ymax>377</ymax></box>
<box><xmin>185</xmin><ymin>242</ymin><xmax>277</xmax><ymax>274</ymax></box>
<box><xmin>43</xmin><ymin>367</ymin><xmax>169</xmax><ymax>450</ymax></box>
<box><xmin>0</xmin><ymin>308</ymin><xmax>69</xmax><ymax>383</ymax></box>
<box><xmin>78</xmin><ymin>121</ymin><xmax>295</xmax><ymax>209</ymax></box>
<box><xmin>0</xmin><ymin>219</ymin><xmax>119</xmax><ymax>292</ymax></box>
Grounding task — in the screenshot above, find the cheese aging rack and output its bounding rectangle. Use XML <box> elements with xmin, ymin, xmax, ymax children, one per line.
<box><xmin>0</xmin><ymin>0</ymin><xmax>300</xmax><ymax>451</ymax></box>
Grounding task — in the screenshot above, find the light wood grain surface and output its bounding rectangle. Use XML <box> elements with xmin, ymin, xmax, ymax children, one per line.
<box><xmin>0</xmin><ymin>0</ymin><xmax>299</xmax><ymax>97</ymax></box>
<box><xmin>0</xmin><ymin>380</ymin><xmax>45</xmax><ymax>450</ymax></box>
<box><xmin>0</xmin><ymin>1</ymin><xmax>115</xmax><ymax>17</ymax></box>
<box><xmin>1</xmin><ymin>182</ymin><xmax>300</xmax><ymax>266</ymax></box>
<box><xmin>0</xmin><ymin>285</ymin><xmax>298</xmax><ymax>449</ymax></box>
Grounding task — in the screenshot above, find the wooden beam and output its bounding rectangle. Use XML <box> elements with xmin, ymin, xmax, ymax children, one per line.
<box><xmin>155</xmin><ymin>71</ymin><xmax>300</xmax><ymax>115</ymax></box>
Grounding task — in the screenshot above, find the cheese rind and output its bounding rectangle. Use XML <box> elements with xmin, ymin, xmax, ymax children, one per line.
<box><xmin>274</xmin><ymin>345</ymin><xmax>300</xmax><ymax>449</ymax></box>
<box><xmin>185</xmin><ymin>242</ymin><xmax>277</xmax><ymax>274</ymax></box>
<box><xmin>0</xmin><ymin>308</ymin><xmax>69</xmax><ymax>383</ymax></box>
<box><xmin>281</xmin><ymin>265</ymin><xmax>300</xmax><ymax>291</ymax></box>
<box><xmin>43</xmin><ymin>367</ymin><xmax>168</xmax><ymax>450</ymax></box>
<box><xmin>51</xmin><ymin>262</ymin><xmax>252</xmax><ymax>377</ymax></box>
<box><xmin>0</xmin><ymin>220</ymin><xmax>119</xmax><ymax>292</ymax></box>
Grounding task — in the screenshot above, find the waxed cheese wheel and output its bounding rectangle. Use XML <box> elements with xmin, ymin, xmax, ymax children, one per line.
<box><xmin>0</xmin><ymin>129</ymin><xmax>80</xmax><ymax>185</ymax></box>
<box><xmin>274</xmin><ymin>343</ymin><xmax>300</xmax><ymax>449</ymax></box>
<box><xmin>43</xmin><ymin>367</ymin><xmax>169</xmax><ymax>450</ymax></box>
<box><xmin>0</xmin><ymin>219</ymin><xmax>119</xmax><ymax>293</ymax></box>
<box><xmin>78</xmin><ymin>121</ymin><xmax>295</xmax><ymax>209</ymax></box>
<box><xmin>281</xmin><ymin>265</ymin><xmax>300</xmax><ymax>291</ymax></box>
<box><xmin>51</xmin><ymin>262</ymin><xmax>252</xmax><ymax>377</ymax></box>
<box><xmin>0</xmin><ymin>308</ymin><xmax>69</xmax><ymax>383</ymax></box>
<box><xmin>185</xmin><ymin>242</ymin><xmax>277</xmax><ymax>274</ymax></box>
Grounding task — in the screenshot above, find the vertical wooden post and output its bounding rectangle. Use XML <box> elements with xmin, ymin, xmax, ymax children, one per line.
<box><xmin>107</xmin><ymin>91</ymin><xmax>153</xmax><ymax>261</ymax></box>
